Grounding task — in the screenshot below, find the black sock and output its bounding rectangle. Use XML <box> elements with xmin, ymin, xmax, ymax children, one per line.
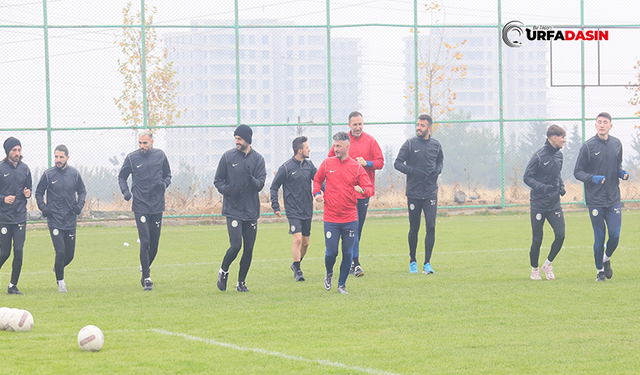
<box><xmin>352</xmin><ymin>257</ymin><xmax>360</xmax><ymax>266</ymax></box>
<box><xmin>293</xmin><ymin>261</ymin><xmax>301</xmax><ymax>270</ymax></box>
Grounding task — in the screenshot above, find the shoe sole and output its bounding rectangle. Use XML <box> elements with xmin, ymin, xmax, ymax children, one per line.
<box><xmin>422</xmin><ymin>271</ymin><xmax>434</xmax><ymax>275</ymax></box>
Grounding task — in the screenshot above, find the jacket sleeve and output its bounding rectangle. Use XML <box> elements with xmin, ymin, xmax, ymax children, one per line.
<box><xmin>574</xmin><ymin>143</ymin><xmax>593</xmax><ymax>183</ymax></box>
<box><xmin>213</xmin><ymin>154</ymin><xmax>230</xmax><ymax>195</ymax></box>
<box><xmin>25</xmin><ymin>168</ymin><xmax>32</xmax><ymax>192</ymax></box>
<box><xmin>35</xmin><ymin>172</ymin><xmax>49</xmax><ymax>212</ymax></box>
<box><xmin>618</xmin><ymin>142</ymin><xmax>624</xmax><ymax>177</ymax></box>
<box><xmin>118</xmin><ymin>155</ymin><xmax>133</xmax><ymax>194</ymax></box>
<box><xmin>394</xmin><ymin>140</ymin><xmax>413</xmax><ymax>175</ymax></box>
<box><xmin>248</xmin><ymin>155</ymin><xmax>266</xmax><ymax>192</ymax></box>
<box><xmin>523</xmin><ymin>154</ymin><xmax>543</xmax><ymax>190</ymax></box>
<box><xmin>356</xmin><ymin>165</ymin><xmax>373</xmax><ymax>198</ymax></box>
<box><xmin>75</xmin><ymin>172</ymin><xmax>87</xmax><ymax>213</ymax></box>
<box><xmin>270</xmin><ymin>164</ymin><xmax>286</xmax><ymax>213</ymax></box>
<box><xmin>310</xmin><ymin>161</ymin><xmax>318</xmax><ymax>181</ymax></box>
<box><xmin>434</xmin><ymin>143</ymin><xmax>444</xmax><ymax>177</ymax></box>
<box><xmin>162</xmin><ymin>152</ymin><xmax>172</xmax><ymax>188</ymax></box>
<box><xmin>368</xmin><ymin>138</ymin><xmax>384</xmax><ymax>171</ymax></box>
<box><xmin>313</xmin><ymin>161</ymin><xmax>326</xmax><ymax>196</ymax></box>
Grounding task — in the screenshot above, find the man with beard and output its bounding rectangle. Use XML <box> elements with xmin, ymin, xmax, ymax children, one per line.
<box><xmin>36</xmin><ymin>145</ymin><xmax>86</xmax><ymax>292</ymax></box>
<box><xmin>118</xmin><ymin>130</ymin><xmax>172</xmax><ymax>291</ymax></box>
<box><xmin>0</xmin><ymin>137</ymin><xmax>32</xmax><ymax>295</ymax></box>
<box><xmin>214</xmin><ymin>124</ymin><xmax>266</xmax><ymax>292</ymax></box>
<box><xmin>270</xmin><ymin>136</ymin><xmax>317</xmax><ymax>281</ymax></box>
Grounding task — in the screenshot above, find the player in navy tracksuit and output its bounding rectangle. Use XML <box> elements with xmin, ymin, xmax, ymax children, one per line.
<box><xmin>574</xmin><ymin>112</ymin><xmax>629</xmax><ymax>282</ymax></box>
<box><xmin>35</xmin><ymin>145</ymin><xmax>86</xmax><ymax>292</ymax></box>
<box><xmin>523</xmin><ymin>125</ymin><xmax>566</xmax><ymax>281</ymax></box>
<box><xmin>214</xmin><ymin>125</ymin><xmax>266</xmax><ymax>292</ymax></box>
<box><xmin>0</xmin><ymin>137</ymin><xmax>32</xmax><ymax>295</ymax></box>
<box><xmin>270</xmin><ymin>136</ymin><xmax>317</xmax><ymax>282</ymax></box>
<box><xmin>118</xmin><ymin>130</ymin><xmax>172</xmax><ymax>291</ymax></box>
<box><xmin>394</xmin><ymin>114</ymin><xmax>443</xmax><ymax>275</ymax></box>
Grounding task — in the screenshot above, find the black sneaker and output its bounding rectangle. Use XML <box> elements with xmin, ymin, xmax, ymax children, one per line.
<box><xmin>596</xmin><ymin>271</ymin><xmax>606</xmax><ymax>282</ymax></box>
<box><xmin>295</xmin><ymin>269</ymin><xmax>305</xmax><ymax>282</ymax></box>
<box><xmin>7</xmin><ymin>285</ymin><xmax>23</xmax><ymax>295</ymax></box>
<box><xmin>217</xmin><ymin>268</ymin><xmax>228</xmax><ymax>291</ymax></box>
<box><xmin>603</xmin><ymin>260</ymin><xmax>613</xmax><ymax>279</ymax></box>
<box><xmin>324</xmin><ymin>272</ymin><xmax>333</xmax><ymax>291</ymax></box>
<box><xmin>236</xmin><ymin>281</ymin><xmax>249</xmax><ymax>292</ymax></box>
<box><xmin>348</xmin><ymin>263</ymin><xmax>355</xmax><ymax>275</ymax></box>
<box><xmin>143</xmin><ymin>278</ymin><xmax>153</xmax><ymax>291</ymax></box>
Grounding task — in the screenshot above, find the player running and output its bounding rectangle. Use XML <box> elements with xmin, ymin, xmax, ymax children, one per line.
<box><xmin>314</xmin><ymin>132</ymin><xmax>372</xmax><ymax>294</ymax></box>
<box><xmin>523</xmin><ymin>125</ymin><xmax>566</xmax><ymax>280</ymax></box>
<box><xmin>394</xmin><ymin>114</ymin><xmax>443</xmax><ymax>275</ymax></box>
<box><xmin>270</xmin><ymin>136</ymin><xmax>317</xmax><ymax>282</ymax></box>
<box><xmin>574</xmin><ymin>112</ymin><xmax>629</xmax><ymax>282</ymax></box>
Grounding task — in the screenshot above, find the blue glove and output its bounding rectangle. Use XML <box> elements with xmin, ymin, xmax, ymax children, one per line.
<box><xmin>619</xmin><ymin>170</ymin><xmax>629</xmax><ymax>180</ymax></box>
<box><xmin>592</xmin><ymin>175</ymin><xmax>605</xmax><ymax>184</ymax></box>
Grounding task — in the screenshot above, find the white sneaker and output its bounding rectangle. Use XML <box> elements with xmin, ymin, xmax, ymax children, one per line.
<box><xmin>530</xmin><ymin>268</ymin><xmax>541</xmax><ymax>280</ymax></box>
<box><xmin>58</xmin><ymin>280</ymin><xmax>67</xmax><ymax>293</ymax></box>
<box><xmin>541</xmin><ymin>263</ymin><xmax>555</xmax><ymax>280</ymax></box>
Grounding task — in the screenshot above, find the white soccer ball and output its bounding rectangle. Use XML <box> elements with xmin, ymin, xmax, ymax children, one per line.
<box><xmin>77</xmin><ymin>325</ymin><xmax>104</xmax><ymax>351</ymax></box>
<box><xmin>2</xmin><ymin>308</ymin><xmax>20</xmax><ymax>331</ymax></box>
<box><xmin>8</xmin><ymin>309</ymin><xmax>33</xmax><ymax>332</ymax></box>
<box><xmin>0</xmin><ymin>307</ymin><xmax>10</xmax><ymax>330</ymax></box>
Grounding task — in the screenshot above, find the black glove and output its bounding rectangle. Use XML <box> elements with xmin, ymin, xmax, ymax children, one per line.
<box><xmin>156</xmin><ymin>180</ymin><xmax>166</xmax><ymax>190</ymax></box>
<box><xmin>559</xmin><ymin>187</ymin><xmax>566</xmax><ymax>196</ymax></box>
<box><xmin>73</xmin><ymin>204</ymin><xmax>82</xmax><ymax>215</ymax></box>
<box><xmin>123</xmin><ymin>191</ymin><xmax>132</xmax><ymax>201</ymax></box>
<box><xmin>541</xmin><ymin>184</ymin><xmax>555</xmax><ymax>194</ymax></box>
<box><xmin>42</xmin><ymin>207</ymin><xmax>52</xmax><ymax>218</ymax></box>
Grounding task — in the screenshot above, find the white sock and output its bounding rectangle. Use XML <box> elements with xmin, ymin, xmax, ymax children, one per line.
<box><xmin>603</xmin><ymin>254</ymin><xmax>610</xmax><ymax>263</ymax></box>
<box><xmin>8</xmin><ymin>283</ymin><xmax>14</xmax><ymax>288</ymax></box>
<box><xmin>597</xmin><ymin>268</ymin><xmax>604</xmax><ymax>273</ymax></box>
<box><xmin>543</xmin><ymin>259</ymin><xmax>552</xmax><ymax>267</ymax></box>
<box><xmin>58</xmin><ymin>279</ymin><xmax>65</xmax><ymax>285</ymax></box>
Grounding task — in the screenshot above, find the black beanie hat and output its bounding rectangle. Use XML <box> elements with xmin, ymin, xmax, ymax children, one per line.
<box><xmin>234</xmin><ymin>124</ymin><xmax>253</xmax><ymax>144</ymax></box>
<box><xmin>3</xmin><ymin>137</ymin><xmax>21</xmax><ymax>155</ymax></box>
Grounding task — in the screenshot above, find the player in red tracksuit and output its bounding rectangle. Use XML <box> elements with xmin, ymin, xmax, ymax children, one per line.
<box><xmin>314</xmin><ymin>132</ymin><xmax>372</xmax><ymax>294</ymax></box>
<box><xmin>327</xmin><ymin>111</ymin><xmax>383</xmax><ymax>277</ymax></box>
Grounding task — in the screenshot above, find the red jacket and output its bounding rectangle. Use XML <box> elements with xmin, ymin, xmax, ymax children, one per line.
<box><xmin>313</xmin><ymin>156</ymin><xmax>373</xmax><ymax>223</ymax></box>
<box><xmin>328</xmin><ymin>131</ymin><xmax>384</xmax><ymax>196</ymax></box>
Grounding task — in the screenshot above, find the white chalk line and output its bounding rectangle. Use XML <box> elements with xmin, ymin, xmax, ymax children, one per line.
<box><xmin>149</xmin><ymin>328</ymin><xmax>401</xmax><ymax>375</ymax></box>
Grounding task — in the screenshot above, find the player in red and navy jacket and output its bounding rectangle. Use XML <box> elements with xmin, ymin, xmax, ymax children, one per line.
<box><xmin>327</xmin><ymin>111</ymin><xmax>383</xmax><ymax>276</ymax></box>
<box><xmin>313</xmin><ymin>132</ymin><xmax>372</xmax><ymax>294</ymax></box>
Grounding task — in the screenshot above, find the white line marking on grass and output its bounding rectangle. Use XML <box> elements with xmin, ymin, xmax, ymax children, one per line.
<box><xmin>150</xmin><ymin>328</ymin><xmax>401</xmax><ymax>375</ymax></box>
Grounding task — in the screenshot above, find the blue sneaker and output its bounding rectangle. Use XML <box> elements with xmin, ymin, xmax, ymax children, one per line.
<box><xmin>422</xmin><ymin>263</ymin><xmax>434</xmax><ymax>274</ymax></box>
<box><xmin>409</xmin><ymin>261</ymin><xmax>418</xmax><ymax>273</ymax></box>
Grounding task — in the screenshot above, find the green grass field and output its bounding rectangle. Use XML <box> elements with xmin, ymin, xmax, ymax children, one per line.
<box><xmin>1</xmin><ymin>210</ymin><xmax>639</xmax><ymax>374</ymax></box>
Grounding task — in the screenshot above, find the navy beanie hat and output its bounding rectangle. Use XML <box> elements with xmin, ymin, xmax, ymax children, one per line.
<box><xmin>3</xmin><ymin>137</ymin><xmax>21</xmax><ymax>155</ymax></box>
<box><xmin>234</xmin><ymin>124</ymin><xmax>253</xmax><ymax>144</ymax></box>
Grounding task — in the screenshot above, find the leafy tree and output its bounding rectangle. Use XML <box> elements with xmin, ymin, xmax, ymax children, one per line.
<box><xmin>405</xmin><ymin>1</ymin><xmax>467</xmax><ymax>137</ymax></box>
<box><xmin>114</xmin><ymin>2</ymin><xmax>181</xmax><ymax>130</ymax></box>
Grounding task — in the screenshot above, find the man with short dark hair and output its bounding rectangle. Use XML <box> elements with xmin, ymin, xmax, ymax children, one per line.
<box><xmin>270</xmin><ymin>136</ymin><xmax>317</xmax><ymax>281</ymax></box>
<box><xmin>118</xmin><ymin>130</ymin><xmax>172</xmax><ymax>291</ymax></box>
<box><xmin>0</xmin><ymin>137</ymin><xmax>32</xmax><ymax>295</ymax></box>
<box><xmin>394</xmin><ymin>114</ymin><xmax>443</xmax><ymax>275</ymax></box>
<box><xmin>574</xmin><ymin>112</ymin><xmax>629</xmax><ymax>282</ymax></box>
<box><xmin>314</xmin><ymin>132</ymin><xmax>372</xmax><ymax>294</ymax></box>
<box><xmin>523</xmin><ymin>125</ymin><xmax>567</xmax><ymax>280</ymax></box>
<box><xmin>214</xmin><ymin>124</ymin><xmax>266</xmax><ymax>292</ymax></box>
<box><xmin>327</xmin><ymin>111</ymin><xmax>383</xmax><ymax>277</ymax></box>
<box><xmin>35</xmin><ymin>144</ymin><xmax>86</xmax><ymax>292</ymax></box>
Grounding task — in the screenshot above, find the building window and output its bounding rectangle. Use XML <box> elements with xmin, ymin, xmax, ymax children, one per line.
<box><xmin>250</xmin><ymin>109</ymin><xmax>257</xmax><ymax>119</ymax></box>
<box><xmin>299</xmin><ymin>94</ymin><xmax>306</xmax><ymax>103</ymax></box>
<box><xmin>262</xmin><ymin>65</ymin><xmax>270</xmax><ymax>74</ymax></box>
<box><xmin>299</xmin><ymin>80</ymin><xmax>306</xmax><ymax>89</ymax></box>
<box><xmin>298</xmin><ymin>36</ymin><xmax>305</xmax><ymax>45</ymax></box>
<box><xmin>263</xmin><ymin>95</ymin><xmax>270</xmax><ymax>104</ymax></box>
<box><xmin>250</xmin><ymin>80</ymin><xmax>256</xmax><ymax>89</ymax></box>
<box><xmin>250</xmin><ymin>95</ymin><xmax>257</xmax><ymax>104</ymax></box>
<box><xmin>263</xmin><ymin>109</ymin><xmax>271</xmax><ymax>118</ymax></box>
<box><xmin>262</xmin><ymin>50</ymin><xmax>270</xmax><ymax>59</ymax></box>
<box><xmin>262</xmin><ymin>80</ymin><xmax>270</xmax><ymax>89</ymax></box>
<box><xmin>262</xmin><ymin>35</ymin><xmax>269</xmax><ymax>45</ymax></box>
<box><xmin>299</xmin><ymin>66</ymin><xmax>306</xmax><ymax>74</ymax></box>
<box><xmin>249</xmin><ymin>35</ymin><xmax>255</xmax><ymax>45</ymax></box>
<box><xmin>249</xmin><ymin>50</ymin><xmax>256</xmax><ymax>59</ymax></box>
<box><xmin>250</xmin><ymin>65</ymin><xmax>256</xmax><ymax>74</ymax></box>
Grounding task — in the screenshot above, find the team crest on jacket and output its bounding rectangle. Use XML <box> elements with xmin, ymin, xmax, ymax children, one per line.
<box><xmin>536</xmin><ymin>213</ymin><xmax>542</xmax><ymax>221</ymax></box>
<box><xmin>592</xmin><ymin>209</ymin><xmax>598</xmax><ymax>217</ymax></box>
<box><xmin>140</xmin><ymin>215</ymin><xmax>146</xmax><ymax>223</ymax></box>
<box><xmin>0</xmin><ymin>227</ymin><xmax>5</xmax><ymax>235</ymax></box>
<box><xmin>53</xmin><ymin>229</ymin><xmax>59</xmax><ymax>236</ymax></box>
